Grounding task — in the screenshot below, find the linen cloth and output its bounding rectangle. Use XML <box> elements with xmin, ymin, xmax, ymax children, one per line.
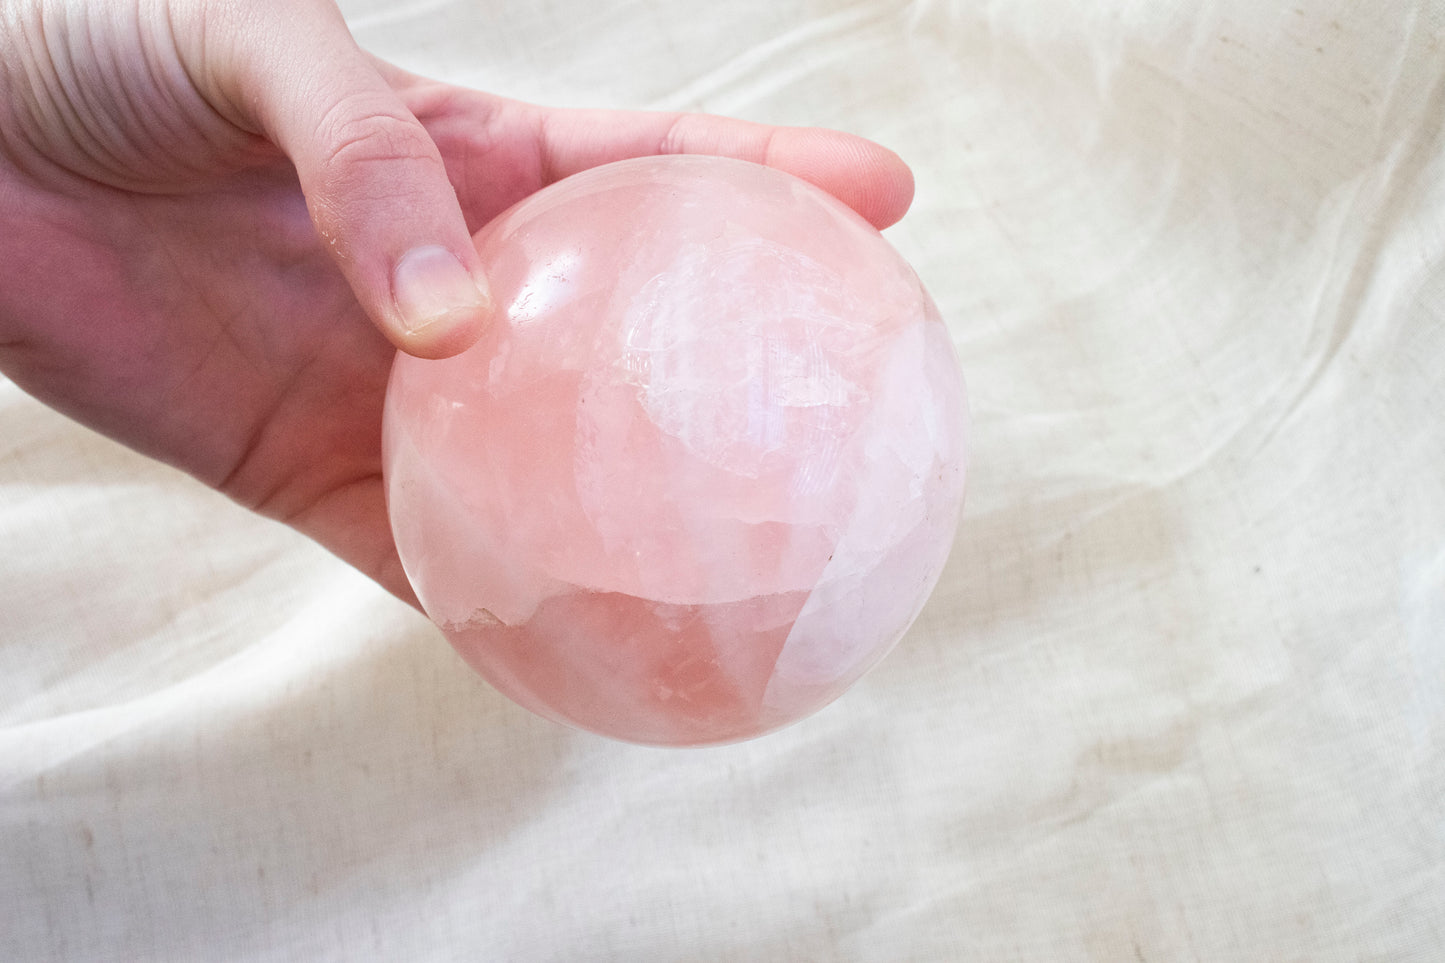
<box><xmin>3</xmin><ymin>1</ymin><xmax>1443</xmax><ymax>959</ymax></box>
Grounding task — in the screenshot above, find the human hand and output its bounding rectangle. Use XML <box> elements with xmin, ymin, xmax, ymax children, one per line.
<box><xmin>0</xmin><ymin>0</ymin><xmax>915</xmax><ymax>605</ymax></box>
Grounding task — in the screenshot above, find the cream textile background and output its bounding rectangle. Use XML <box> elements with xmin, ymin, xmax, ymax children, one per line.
<box><xmin>2</xmin><ymin>0</ymin><xmax>1443</xmax><ymax>959</ymax></box>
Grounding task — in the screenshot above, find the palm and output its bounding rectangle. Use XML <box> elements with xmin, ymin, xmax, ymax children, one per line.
<box><xmin>3</xmin><ymin>150</ymin><xmax>398</xmax><ymax>600</ymax></box>
<box><xmin>0</xmin><ymin>70</ymin><xmax>912</xmax><ymax>606</ymax></box>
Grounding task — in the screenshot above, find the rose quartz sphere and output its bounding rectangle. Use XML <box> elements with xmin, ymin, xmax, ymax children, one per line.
<box><xmin>383</xmin><ymin>155</ymin><xmax>968</xmax><ymax>746</ymax></box>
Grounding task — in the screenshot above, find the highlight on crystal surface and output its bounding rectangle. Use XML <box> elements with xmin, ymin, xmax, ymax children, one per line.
<box><xmin>382</xmin><ymin>155</ymin><xmax>969</xmax><ymax>745</ymax></box>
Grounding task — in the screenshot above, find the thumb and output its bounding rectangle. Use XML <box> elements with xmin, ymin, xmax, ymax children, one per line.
<box><xmin>219</xmin><ymin>3</ymin><xmax>489</xmax><ymax>358</ymax></box>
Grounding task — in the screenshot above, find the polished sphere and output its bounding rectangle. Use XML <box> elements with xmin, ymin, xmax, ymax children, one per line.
<box><xmin>383</xmin><ymin>155</ymin><xmax>968</xmax><ymax>745</ymax></box>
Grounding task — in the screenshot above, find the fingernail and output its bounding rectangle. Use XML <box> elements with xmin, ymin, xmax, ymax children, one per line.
<box><xmin>393</xmin><ymin>245</ymin><xmax>491</xmax><ymax>335</ymax></box>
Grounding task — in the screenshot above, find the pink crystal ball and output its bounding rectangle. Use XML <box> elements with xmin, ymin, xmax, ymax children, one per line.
<box><xmin>383</xmin><ymin>155</ymin><xmax>968</xmax><ymax>746</ymax></box>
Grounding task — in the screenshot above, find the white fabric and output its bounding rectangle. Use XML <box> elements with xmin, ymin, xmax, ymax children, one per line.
<box><xmin>4</xmin><ymin>1</ymin><xmax>1443</xmax><ymax>958</ymax></box>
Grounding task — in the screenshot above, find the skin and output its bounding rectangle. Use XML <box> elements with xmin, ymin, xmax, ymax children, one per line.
<box><xmin>0</xmin><ymin>0</ymin><xmax>915</xmax><ymax>606</ymax></box>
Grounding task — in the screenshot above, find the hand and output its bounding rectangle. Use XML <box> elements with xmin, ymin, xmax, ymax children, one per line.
<box><xmin>0</xmin><ymin>0</ymin><xmax>915</xmax><ymax>605</ymax></box>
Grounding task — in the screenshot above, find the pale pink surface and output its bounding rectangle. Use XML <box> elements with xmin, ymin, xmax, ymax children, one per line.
<box><xmin>383</xmin><ymin>155</ymin><xmax>967</xmax><ymax>745</ymax></box>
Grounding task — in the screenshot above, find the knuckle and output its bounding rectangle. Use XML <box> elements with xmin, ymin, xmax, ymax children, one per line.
<box><xmin>299</xmin><ymin>95</ymin><xmax>454</xmax><ymax>252</ymax></box>
<box><xmin>317</xmin><ymin>98</ymin><xmax>439</xmax><ymax>172</ymax></box>
<box><xmin>656</xmin><ymin>114</ymin><xmax>692</xmax><ymax>157</ymax></box>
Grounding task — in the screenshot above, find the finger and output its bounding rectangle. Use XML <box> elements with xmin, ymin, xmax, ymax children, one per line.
<box><xmin>524</xmin><ymin>106</ymin><xmax>915</xmax><ymax>229</ymax></box>
<box><xmin>206</xmin><ymin>3</ymin><xmax>489</xmax><ymax>359</ymax></box>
